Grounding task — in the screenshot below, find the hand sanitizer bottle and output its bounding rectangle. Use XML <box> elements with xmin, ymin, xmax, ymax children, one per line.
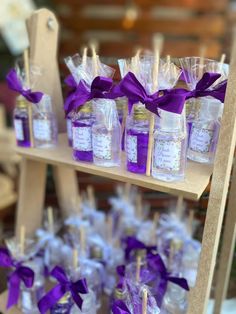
<box><xmin>32</xmin><ymin>94</ymin><xmax>58</xmax><ymax>148</ymax></box>
<box><xmin>92</xmin><ymin>99</ymin><xmax>121</xmax><ymax>167</ymax></box>
<box><xmin>72</xmin><ymin>102</ymin><xmax>94</xmax><ymax>162</ymax></box>
<box><xmin>13</xmin><ymin>96</ymin><xmax>31</xmax><ymax>147</ymax></box>
<box><xmin>126</xmin><ymin>104</ymin><xmax>149</xmax><ymax>174</ymax></box>
<box><xmin>152</xmin><ymin>109</ymin><xmax>187</xmax><ymax>182</ymax></box>
<box><xmin>187</xmin><ymin>97</ymin><xmax>222</xmax><ymax>163</ymax></box>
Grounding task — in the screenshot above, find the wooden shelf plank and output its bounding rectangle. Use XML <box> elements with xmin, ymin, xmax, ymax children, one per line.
<box><xmin>15</xmin><ymin>134</ymin><xmax>212</xmax><ymax>201</ymax></box>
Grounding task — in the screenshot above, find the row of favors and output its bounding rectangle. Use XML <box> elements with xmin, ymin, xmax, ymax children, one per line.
<box><xmin>0</xmin><ymin>184</ymin><xmax>199</xmax><ymax>314</ymax></box>
<box><xmin>8</xmin><ymin>50</ymin><xmax>228</xmax><ymax>182</ymax></box>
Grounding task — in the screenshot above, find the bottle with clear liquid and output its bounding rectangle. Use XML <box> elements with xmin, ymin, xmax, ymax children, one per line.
<box><xmin>13</xmin><ymin>96</ymin><xmax>31</xmax><ymax>147</ymax></box>
<box><xmin>152</xmin><ymin>109</ymin><xmax>187</xmax><ymax>182</ymax></box>
<box><xmin>20</xmin><ymin>258</ymin><xmax>45</xmax><ymax>314</ymax></box>
<box><xmin>92</xmin><ymin>99</ymin><xmax>121</xmax><ymax>167</ymax></box>
<box><xmin>161</xmin><ymin>283</ymin><xmax>187</xmax><ymax>314</ymax></box>
<box><xmin>32</xmin><ymin>94</ymin><xmax>58</xmax><ymax>148</ymax></box>
<box><xmin>187</xmin><ymin>97</ymin><xmax>222</xmax><ymax>164</ymax></box>
<box><xmin>72</xmin><ymin>102</ymin><xmax>94</xmax><ymax>162</ymax></box>
<box><xmin>126</xmin><ymin>104</ymin><xmax>149</xmax><ymax>174</ymax></box>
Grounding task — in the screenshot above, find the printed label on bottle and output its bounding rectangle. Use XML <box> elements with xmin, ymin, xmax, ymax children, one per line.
<box><xmin>21</xmin><ymin>290</ymin><xmax>33</xmax><ymax>310</ymax></box>
<box><xmin>73</xmin><ymin>126</ymin><xmax>92</xmax><ymax>151</ymax></box>
<box><xmin>189</xmin><ymin>126</ymin><xmax>213</xmax><ymax>153</ymax></box>
<box><xmin>66</xmin><ymin>119</ymin><xmax>72</xmax><ymax>140</ymax></box>
<box><xmin>154</xmin><ymin>139</ymin><xmax>181</xmax><ymax>171</ymax></box>
<box><xmin>14</xmin><ymin>119</ymin><xmax>24</xmax><ymax>140</ymax></box>
<box><xmin>127</xmin><ymin>135</ymin><xmax>137</xmax><ymax>163</ymax></box>
<box><xmin>93</xmin><ymin>133</ymin><xmax>112</xmax><ymax>160</ymax></box>
<box><xmin>33</xmin><ymin>119</ymin><xmax>51</xmax><ymax>141</ymax></box>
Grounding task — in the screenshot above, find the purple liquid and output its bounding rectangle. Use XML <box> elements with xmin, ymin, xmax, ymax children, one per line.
<box><xmin>126</xmin><ymin>129</ymin><xmax>149</xmax><ymax>174</ymax></box>
<box><xmin>72</xmin><ymin>120</ymin><xmax>93</xmax><ymax>162</ymax></box>
<box><xmin>14</xmin><ymin>115</ymin><xmax>31</xmax><ymax>147</ymax></box>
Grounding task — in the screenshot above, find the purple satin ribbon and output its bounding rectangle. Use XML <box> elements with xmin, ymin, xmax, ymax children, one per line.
<box><xmin>64</xmin><ymin>76</ymin><xmax>123</xmax><ymax>115</ymax></box>
<box><xmin>123</xmin><ymin>236</ymin><xmax>156</xmax><ymax>261</ymax></box>
<box><xmin>119</xmin><ymin>72</ymin><xmax>186</xmax><ymax>115</ymax></box>
<box><xmin>147</xmin><ymin>253</ymin><xmax>189</xmax><ymax>307</ymax></box>
<box><xmin>112</xmin><ymin>300</ymin><xmax>131</xmax><ymax>314</ymax></box>
<box><xmin>37</xmin><ymin>266</ymin><xmax>88</xmax><ymax>314</ymax></box>
<box><xmin>6</xmin><ymin>69</ymin><xmax>43</xmax><ymax>103</ymax></box>
<box><xmin>0</xmin><ymin>248</ymin><xmax>34</xmax><ymax>309</ymax></box>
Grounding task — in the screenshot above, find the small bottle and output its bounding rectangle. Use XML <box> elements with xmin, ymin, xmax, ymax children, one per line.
<box><xmin>13</xmin><ymin>96</ymin><xmax>31</xmax><ymax>147</ymax></box>
<box><xmin>126</xmin><ymin>104</ymin><xmax>149</xmax><ymax>174</ymax></box>
<box><xmin>32</xmin><ymin>94</ymin><xmax>58</xmax><ymax>148</ymax></box>
<box><xmin>71</xmin><ymin>289</ymin><xmax>97</xmax><ymax>314</ymax></box>
<box><xmin>20</xmin><ymin>258</ymin><xmax>45</xmax><ymax>314</ymax></box>
<box><xmin>161</xmin><ymin>283</ymin><xmax>188</xmax><ymax>314</ymax></box>
<box><xmin>187</xmin><ymin>97</ymin><xmax>222</xmax><ymax>164</ymax></box>
<box><xmin>66</xmin><ymin>112</ymin><xmax>73</xmax><ymax>147</ymax></box>
<box><xmin>152</xmin><ymin>110</ymin><xmax>187</xmax><ymax>182</ymax></box>
<box><xmin>50</xmin><ymin>292</ymin><xmax>73</xmax><ymax>314</ymax></box>
<box><xmin>72</xmin><ymin>102</ymin><xmax>94</xmax><ymax>162</ymax></box>
<box><xmin>92</xmin><ymin>99</ymin><xmax>121</xmax><ymax>167</ymax></box>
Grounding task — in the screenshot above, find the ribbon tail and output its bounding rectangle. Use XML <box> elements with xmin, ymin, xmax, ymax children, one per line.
<box><xmin>168</xmin><ymin>276</ymin><xmax>190</xmax><ymax>291</ymax></box>
<box><xmin>71</xmin><ymin>290</ymin><xmax>84</xmax><ymax>310</ymax></box>
<box><xmin>38</xmin><ymin>284</ymin><xmax>66</xmax><ymax>314</ymax></box>
<box><xmin>7</xmin><ymin>273</ymin><xmax>20</xmax><ymax>309</ymax></box>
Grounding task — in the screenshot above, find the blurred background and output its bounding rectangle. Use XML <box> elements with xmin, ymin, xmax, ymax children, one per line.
<box><xmin>0</xmin><ymin>0</ymin><xmax>235</xmax><ymax>307</ymax></box>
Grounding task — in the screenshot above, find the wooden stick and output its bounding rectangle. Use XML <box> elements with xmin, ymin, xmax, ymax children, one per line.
<box><xmin>219</xmin><ymin>53</ymin><xmax>226</xmax><ymax>71</ymax></box>
<box><xmin>90</xmin><ymin>43</ymin><xmax>98</xmax><ymax>76</ymax></box>
<box><xmin>106</xmin><ymin>214</ymin><xmax>113</xmax><ymax>244</ymax></box>
<box><xmin>136</xmin><ymin>193</ymin><xmax>142</xmax><ymax>219</ymax></box>
<box><xmin>47</xmin><ymin>206</ymin><xmax>54</xmax><ymax>234</ymax></box>
<box><xmin>146</xmin><ymin>35</ymin><xmax>163</xmax><ymax>176</ymax></box>
<box><xmin>82</xmin><ymin>47</ymin><xmax>88</xmax><ymax>68</ymax></box>
<box><xmin>176</xmin><ymin>195</ymin><xmax>184</xmax><ymax>219</ymax></box>
<box><xmin>136</xmin><ymin>255</ymin><xmax>142</xmax><ymax>283</ymax></box>
<box><xmin>168</xmin><ymin>240</ymin><xmax>175</xmax><ymax>270</ymax></box>
<box><xmin>87</xmin><ymin>185</ymin><xmax>95</xmax><ymax>209</ymax></box>
<box><xmin>20</xmin><ymin>225</ymin><xmax>25</xmax><ymax>256</ymax></box>
<box><xmin>142</xmin><ymin>288</ymin><xmax>148</xmax><ymax>314</ymax></box>
<box><xmin>23</xmin><ymin>48</ymin><xmax>34</xmax><ymax>147</ymax></box>
<box><xmin>124</xmin><ymin>182</ymin><xmax>131</xmax><ymax>201</ymax></box>
<box><xmin>166</xmin><ymin>54</ymin><xmax>171</xmax><ymax>65</ymax></box>
<box><xmin>188</xmin><ymin>209</ymin><xmax>195</xmax><ymax>236</ymax></box>
<box><xmin>152</xmin><ymin>212</ymin><xmax>159</xmax><ymax>243</ymax></box>
<box><xmin>199</xmin><ymin>44</ymin><xmax>206</xmax><ymax>78</ymax></box>
<box><xmin>73</xmin><ymin>248</ymin><xmax>78</xmax><ymax>269</ymax></box>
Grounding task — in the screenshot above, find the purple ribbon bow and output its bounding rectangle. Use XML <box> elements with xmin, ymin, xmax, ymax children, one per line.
<box><xmin>123</xmin><ymin>236</ymin><xmax>156</xmax><ymax>261</ymax></box>
<box><xmin>119</xmin><ymin>72</ymin><xmax>186</xmax><ymax>115</ymax></box>
<box><xmin>37</xmin><ymin>265</ymin><xmax>88</xmax><ymax>314</ymax></box>
<box><xmin>112</xmin><ymin>300</ymin><xmax>131</xmax><ymax>314</ymax></box>
<box><xmin>6</xmin><ymin>69</ymin><xmax>43</xmax><ymax>103</ymax></box>
<box><xmin>0</xmin><ymin>248</ymin><xmax>34</xmax><ymax>309</ymax></box>
<box><xmin>64</xmin><ymin>76</ymin><xmax>122</xmax><ymax>115</ymax></box>
<box><xmin>147</xmin><ymin>253</ymin><xmax>189</xmax><ymax>307</ymax></box>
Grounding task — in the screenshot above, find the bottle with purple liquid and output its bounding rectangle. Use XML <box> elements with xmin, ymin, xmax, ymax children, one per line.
<box><xmin>72</xmin><ymin>102</ymin><xmax>94</xmax><ymax>162</ymax></box>
<box><xmin>126</xmin><ymin>104</ymin><xmax>149</xmax><ymax>174</ymax></box>
<box><xmin>13</xmin><ymin>96</ymin><xmax>31</xmax><ymax>147</ymax></box>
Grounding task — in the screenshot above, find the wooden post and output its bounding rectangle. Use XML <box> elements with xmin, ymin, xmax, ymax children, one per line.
<box><xmin>16</xmin><ymin>159</ymin><xmax>47</xmax><ymax>238</ymax></box>
<box><xmin>213</xmin><ymin>162</ymin><xmax>236</xmax><ymax>314</ymax></box>
<box><xmin>187</xmin><ymin>33</ymin><xmax>236</xmax><ymax>314</ymax></box>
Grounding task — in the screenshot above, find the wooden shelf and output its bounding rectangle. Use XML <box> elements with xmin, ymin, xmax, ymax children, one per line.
<box><xmin>15</xmin><ymin>133</ymin><xmax>213</xmax><ymax>201</ymax></box>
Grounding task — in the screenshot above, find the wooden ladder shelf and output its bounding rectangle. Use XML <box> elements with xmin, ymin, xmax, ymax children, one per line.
<box><xmin>1</xmin><ymin>8</ymin><xmax>236</xmax><ymax>314</ymax></box>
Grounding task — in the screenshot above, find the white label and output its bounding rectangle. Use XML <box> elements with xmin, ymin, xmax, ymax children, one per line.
<box><xmin>33</xmin><ymin>119</ymin><xmax>51</xmax><ymax>141</ymax></box>
<box><xmin>73</xmin><ymin>126</ymin><xmax>92</xmax><ymax>151</ymax></box>
<box><xmin>189</xmin><ymin>126</ymin><xmax>213</xmax><ymax>153</ymax></box>
<box><xmin>14</xmin><ymin>119</ymin><xmax>24</xmax><ymax>140</ymax></box>
<box><xmin>66</xmin><ymin>118</ymin><xmax>72</xmax><ymax>140</ymax></box>
<box><xmin>21</xmin><ymin>290</ymin><xmax>32</xmax><ymax>310</ymax></box>
<box><xmin>127</xmin><ymin>135</ymin><xmax>137</xmax><ymax>163</ymax></box>
<box><xmin>154</xmin><ymin>139</ymin><xmax>181</xmax><ymax>171</ymax></box>
<box><xmin>93</xmin><ymin>133</ymin><xmax>112</xmax><ymax>160</ymax></box>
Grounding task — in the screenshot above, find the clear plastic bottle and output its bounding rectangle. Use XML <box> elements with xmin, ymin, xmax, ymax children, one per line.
<box><xmin>32</xmin><ymin>94</ymin><xmax>58</xmax><ymax>148</ymax></box>
<box><xmin>20</xmin><ymin>258</ymin><xmax>45</xmax><ymax>314</ymax></box>
<box><xmin>13</xmin><ymin>96</ymin><xmax>31</xmax><ymax>147</ymax></box>
<box><xmin>187</xmin><ymin>97</ymin><xmax>222</xmax><ymax>164</ymax></box>
<box><xmin>72</xmin><ymin>102</ymin><xmax>94</xmax><ymax>162</ymax></box>
<box><xmin>50</xmin><ymin>292</ymin><xmax>73</xmax><ymax>314</ymax></box>
<box><xmin>71</xmin><ymin>289</ymin><xmax>97</xmax><ymax>314</ymax></box>
<box><xmin>126</xmin><ymin>104</ymin><xmax>149</xmax><ymax>174</ymax></box>
<box><xmin>92</xmin><ymin>99</ymin><xmax>121</xmax><ymax>167</ymax></box>
<box><xmin>67</xmin><ymin>112</ymin><xmax>73</xmax><ymax>147</ymax></box>
<box><xmin>152</xmin><ymin>110</ymin><xmax>187</xmax><ymax>182</ymax></box>
<box><xmin>161</xmin><ymin>283</ymin><xmax>187</xmax><ymax>314</ymax></box>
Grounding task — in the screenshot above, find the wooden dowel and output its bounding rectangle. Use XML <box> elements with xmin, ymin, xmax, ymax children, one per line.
<box><xmin>142</xmin><ymin>288</ymin><xmax>148</xmax><ymax>314</ymax></box>
<box><xmin>90</xmin><ymin>43</ymin><xmax>98</xmax><ymax>76</ymax></box>
<box><xmin>20</xmin><ymin>225</ymin><xmax>25</xmax><ymax>256</ymax></box>
<box><xmin>152</xmin><ymin>212</ymin><xmax>159</xmax><ymax>243</ymax></box>
<box><xmin>124</xmin><ymin>182</ymin><xmax>131</xmax><ymax>201</ymax></box>
<box><xmin>136</xmin><ymin>193</ymin><xmax>142</xmax><ymax>219</ymax></box>
<box><xmin>166</xmin><ymin>54</ymin><xmax>171</xmax><ymax>65</ymax></box>
<box><xmin>82</xmin><ymin>47</ymin><xmax>88</xmax><ymax>68</ymax></box>
<box><xmin>47</xmin><ymin>206</ymin><xmax>54</xmax><ymax>234</ymax></box>
<box><xmin>87</xmin><ymin>185</ymin><xmax>95</xmax><ymax>209</ymax></box>
<box><xmin>23</xmin><ymin>48</ymin><xmax>34</xmax><ymax>147</ymax></box>
<box><xmin>219</xmin><ymin>53</ymin><xmax>226</xmax><ymax>71</ymax></box>
<box><xmin>199</xmin><ymin>44</ymin><xmax>206</xmax><ymax>78</ymax></box>
<box><xmin>136</xmin><ymin>255</ymin><xmax>142</xmax><ymax>283</ymax></box>
<box><xmin>188</xmin><ymin>209</ymin><xmax>195</xmax><ymax>236</ymax></box>
<box><xmin>73</xmin><ymin>248</ymin><xmax>78</xmax><ymax>269</ymax></box>
<box><xmin>176</xmin><ymin>195</ymin><xmax>184</xmax><ymax>219</ymax></box>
